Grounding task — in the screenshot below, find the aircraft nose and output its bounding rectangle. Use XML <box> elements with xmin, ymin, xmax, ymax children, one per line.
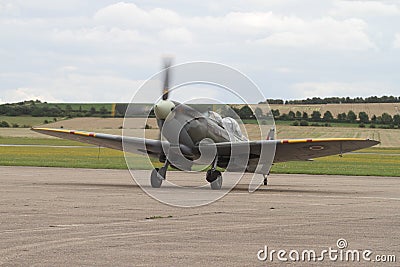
<box><xmin>154</xmin><ymin>100</ymin><xmax>175</xmax><ymax>120</ymax></box>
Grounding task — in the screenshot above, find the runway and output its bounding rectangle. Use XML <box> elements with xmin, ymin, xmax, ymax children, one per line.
<box><xmin>0</xmin><ymin>166</ymin><xmax>398</xmax><ymax>266</ymax></box>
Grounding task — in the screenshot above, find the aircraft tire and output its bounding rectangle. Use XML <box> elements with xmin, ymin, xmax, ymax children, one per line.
<box><xmin>150</xmin><ymin>168</ymin><xmax>163</xmax><ymax>188</ymax></box>
<box><xmin>210</xmin><ymin>171</ymin><xmax>222</xmax><ymax>190</ymax></box>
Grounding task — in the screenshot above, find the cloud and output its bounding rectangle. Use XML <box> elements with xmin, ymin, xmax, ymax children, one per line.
<box><xmin>90</xmin><ymin>4</ymin><xmax>376</xmax><ymax>51</ymax></box>
<box><xmin>250</xmin><ymin>17</ymin><xmax>375</xmax><ymax>50</ymax></box>
<box><xmin>330</xmin><ymin>1</ymin><xmax>400</xmax><ymax>18</ymax></box>
<box><xmin>0</xmin><ymin>2</ymin><xmax>19</xmax><ymax>16</ymax></box>
<box><xmin>0</xmin><ymin>1</ymin><xmax>398</xmax><ymax>103</ymax></box>
<box><xmin>2</xmin><ymin>88</ymin><xmax>62</xmax><ymax>103</ymax></box>
<box><xmin>93</xmin><ymin>2</ymin><xmax>182</xmax><ymax>30</ymax></box>
<box><xmin>1</xmin><ymin>70</ymin><xmax>146</xmax><ymax>103</ymax></box>
<box><xmin>393</xmin><ymin>33</ymin><xmax>400</xmax><ymax>48</ymax></box>
<box><xmin>52</xmin><ymin>27</ymin><xmax>147</xmax><ymax>47</ymax></box>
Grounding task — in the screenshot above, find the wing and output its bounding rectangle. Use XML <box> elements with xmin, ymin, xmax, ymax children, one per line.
<box><xmin>32</xmin><ymin>128</ymin><xmax>379</xmax><ymax>168</ymax></box>
<box><xmin>211</xmin><ymin>138</ymin><xmax>379</xmax><ymax>163</ymax></box>
<box><xmin>273</xmin><ymin>138</ymin><xmax>379</xmax><ymax>162</ymax></box>
<box><xmin>31</xmin><ymin>127</ymin><xmax>165</xmax><ymax>157</ymax></box>
<box><xmin>208</xmin><ymin>137</ymin><xmax>378</xmax><ymax>174</ymax></box>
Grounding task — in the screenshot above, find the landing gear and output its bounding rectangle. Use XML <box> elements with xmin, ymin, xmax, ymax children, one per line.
<box><xmin>206</xmin><ymin>169</ymin><xmax>223</xmax><ymax>190</ymax></box>
<box><xmin>206</xmin><ymin>157</ymin><xmax>223</xmax><ymax>190</ymax></box>
<box><xmin>263</xmin><ymin>172</ymin><xmax>270</xmax><ymax>186</ymax></box>
<box><xmin>150</xmin><ymin>161</ymin><xmax>169</xmax><ymax>188</ymax></box>
<box><xmin>263</xmin><ymin>175</ymin><xmax>268</xmax><ymax>186</ymax></box>
<box><xmin>151</xmin><ymin>168</ymin><xmax>162</xmax><ymax>188</ymax></box>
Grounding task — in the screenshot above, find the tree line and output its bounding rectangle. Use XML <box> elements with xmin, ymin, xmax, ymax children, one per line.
<box><xmin>1</xmin><ymin>100</ymin><xmax>400</xmax><ymax>129</ymax></box>
<box><xmin>269</xmin><ymin>109</ymin><xmax>400</xmax><ymax>128</ymax></box>
<box><xmin>0</xmin><ymin>100</ymin><xmax>109</xmax><ymax>117</ymax></box>
<box><xmin>221</xmin><ymin>105</ymin><xmax>400</xmax><ymax>128</ymax></box>
<box><xmin>263</xmin><ymin>95</ymin><xmax>400</xmax><ymax>105</ymax></box>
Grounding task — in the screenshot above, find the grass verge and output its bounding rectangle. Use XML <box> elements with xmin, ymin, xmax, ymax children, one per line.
<box><xmin>0</xmin><ymin>137</ymin><xmax>399</xmax><ymax>176</ymax></box>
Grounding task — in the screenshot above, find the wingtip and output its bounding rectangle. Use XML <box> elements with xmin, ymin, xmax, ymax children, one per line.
<box><xmin>365</xmin><ymin>139</ymin><xmax>380</xmax><ymax>147</ymax></box>
<box><xmin>31</xmin><ymin>127</ymin><xmax>45</xmax><ymax>132</ymax></box>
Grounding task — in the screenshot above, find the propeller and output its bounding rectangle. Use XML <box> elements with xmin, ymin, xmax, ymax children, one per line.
<box><xmin>154</xmin><ymin>58</ymin><xmax>175</xmax><ymax>140</ymax></box>
<box><xmin>162</xmin><ymin>58</ymin><xmax>171</xmax><ymax>100</ymax></box>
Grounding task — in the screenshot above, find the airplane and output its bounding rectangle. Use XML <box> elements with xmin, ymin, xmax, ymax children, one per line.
<box><xmin>32</xmin><ymin>60</ymin><xmax>379</xmax><ymax>190</ymax></box>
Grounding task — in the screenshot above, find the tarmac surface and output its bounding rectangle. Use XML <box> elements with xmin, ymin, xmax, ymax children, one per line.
<box><xmin>0</xmin><ymin>166</ymin><xmax>399</xmax><ymax>266</ymax></box>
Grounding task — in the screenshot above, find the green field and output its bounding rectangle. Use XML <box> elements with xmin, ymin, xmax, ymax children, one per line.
<box><xmin>0</xmin><ymin>116</ymin><xmax>65</xmax><ymax>127</ymax></box>
<box><xmin>0</xmin><ymin>136</ymin><xmax>90</xmax><ymax>146</ymax></box>
<box><xmin>0</xmin><ymin>137</ymin><xmax>399</xmax><ymax>177</ymax></box>
<box><xmin>271</xmin><ymin>152</ymin><xmax>400</xmax><ymax>176</ymax></box>
<box><xmin>35</xmin><ymin>103</ymin><xmax>113</xmax><ymax>112</ymax></box>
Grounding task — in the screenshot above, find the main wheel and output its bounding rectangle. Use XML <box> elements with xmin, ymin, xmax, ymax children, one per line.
<box><xmin>210</xmin><ymin>171</ymin><xmax>223</xmax><ymax>190</ymax></box>
<box><xmin>150</xmin><ymin>168</ymin><xmax>163</xmax><ymax>188</ymax></box>
<box><xmin>206</xmin><ymin>169</ymin><xmax>214</xmax><ymax>183</ymax></box>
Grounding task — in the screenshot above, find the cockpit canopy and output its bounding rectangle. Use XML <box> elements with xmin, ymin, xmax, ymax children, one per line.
<box><xmin>222</xmin><ymin>117</ymin><xmax>242</xmax><ymax>138</ymax></box>
<box><xmin>206</xmin><ymin>110</ymin><xmax>246</xmax><ymax>140</ymax></box>
<box><xmin>207</xmin><ymin>111</ymin><xmax>223</xmax><ymax>126</ymax></box>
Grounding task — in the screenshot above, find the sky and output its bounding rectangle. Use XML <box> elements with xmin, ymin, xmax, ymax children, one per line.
<box><xmin>1</xmin><ymin>0</ymin><xmax>400</xmax><ymax>103</ymax></box>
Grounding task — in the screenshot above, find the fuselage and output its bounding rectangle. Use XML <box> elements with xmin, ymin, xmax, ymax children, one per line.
<box><xmin>158</xmin><ymin>102</ymin><xmax>248</xmax><ymax>169</ymax></box>
<box><xmin>161</xmin><ymin>102</ymin><xmax>246</xmax><ymax>148</ymax></box>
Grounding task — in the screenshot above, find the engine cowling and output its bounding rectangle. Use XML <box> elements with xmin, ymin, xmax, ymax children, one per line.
<box><xmin>154</xmin><ymin>100</ymin><xmax>175</xmax><ymax>120</ymax></box>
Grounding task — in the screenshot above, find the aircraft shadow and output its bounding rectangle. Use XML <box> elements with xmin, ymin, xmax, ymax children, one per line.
<box><xmin>41</xmin><ymin>182</ymin><xmax>350</xmax><ymax>195</ymax></box>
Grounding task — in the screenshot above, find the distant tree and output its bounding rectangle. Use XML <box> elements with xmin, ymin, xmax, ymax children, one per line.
<box><xmin>266</xmin><ymin>99</ymin><xmax>284</xmax><ymax>104</ymax></box>
<box><xmin>0</xmin><ymin>121</ymin><xmax>10</xmax><ymax>127</ymax></box>
<box><xmin>371</xmin><ymin>115</ymin><xmax>377</xmax><ymax>123</ymax></box>
<box><xmin>89</xmin><ymin>106</ymin><xmax>96</xmax><ymax>115</ymax></box>
<box><xmin>238</xmin><ymin>105</ymin><xmax>254</xmax><ymax>119</ymax></box>
<box><xmin>271</xmin><ymin>109</ymin><xmax>280</xmax><ymax>118</ymax></box>
<box><xmin>292</xmin><ymin>121</ymin><xmax>299</xmax><ymax>126</ymax></box>
<box><xmin>300</xmin><ymin>120</ymin><xmax>309</xmax><ymax>126</ymax></box>
<box><xmin>381</xmin><ymin>113</ymin><xmax>393</xmax><ymax>124</ymax></box>
<box><xmin>31</xmin><ymin>107</ymin><xmax>44</xmax><ymax>117</ymax></box>
<box><xmin>100</xmin><ymin>106</ymin><xmax>108</xmax><ymax>115</ymax></box>
<box><xmin>323</xmin><ymin>111</ymin><xmax>333</xmax><ymax>122</ymax></box>
<box><xmin>376</xmin><ymin>116</ymin><xmax>383</xmax><ymax>124</ymax></box>
<box><xmin>393</xmin><ymin>114</ymin><xmax>400</xmax><ymax>126</ymax></box>
<box><xmin>302</xmin><ymin>112</ymin><xmax>308</xmax><ymax>120</ymax></box>
<box><xmin>311</xmin><ymin>111</ymin><xmax>321</xmax><ymax>121</ymax></box>
<box><xmin>358</xmin><ymin>112</ymin><xmax>369</xmax><ymax>123</ymax></box>
<box><xmin>64</xmin><ymin>104</ymin><xmax>73</xmax><ymax>117</ymax></box>
<box><xmin>347</xmin><ymin>110</ymin><xmax>357</xmax><ymax>123</ymax></box>
<box><xmin>288</xmin><ymin>111</ymin><xmax>295</xmax><ymax>120</ymax></box>
<box><xmin>295</xmin><ymin>111</ymin><xmax>302</xmax><ymax>118</ymax></box>
<box><xmin>65</xmin><ymin>104</ymin><xmax>72</xmax><ymax>113</ymax></box>
<box><xmin>359</xmin><ymin>122</ymin><xmax>365</xmax><ymax>128</ymax></box>
<box><xmin>254</xmin><ymin>107</ymin><xmax>264</xmax><ymax>119</ymax></box>
<box><xmin>337</xmin><ymin>112</ymin><xmax>347</xmax><ymax>122</ymax></box>
<box><xmin>279</xmin><ymin>113</ymin><xmax>290</xmax><ymax>121</ymax></box>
